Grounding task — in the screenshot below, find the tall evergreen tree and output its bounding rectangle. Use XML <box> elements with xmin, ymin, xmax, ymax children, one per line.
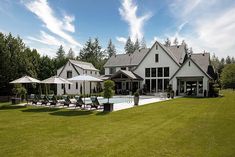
<box><xmin>79</xmin><ymin>38</ymin><xmax>105</xmax><ymax>73</ymax></box>
<box><xmin>55</xmin><ymin>45</ymin><xmax>67</xmax><ymax>69</ymax></box>
<box><xmin>134</xmin><ymin>38</ymin><xmax>140</xmax><ymax>51</ymax></box>
<box><xmin>124</xmin><ymin>37</ymin><xmax>134</xmax><ymax>54</ymax></box>
<box><xmin>226</xmin><ymin>56</ymin><xmax>232</xmax><ymax>64</ymax></box>
<box><xmin>173</xmin><ymin>37</ymin><xmax>178</xmax><ymax>45</ymax></box>
<box><xmin>140</xmin><ymin>37</ymin><xmax>147</xmax><ymax>49</ymax></box>
<box><xmin>106</xmin><ymin>39</ymin><xmax>116</xmax><ymax>58</ymax></box>
<box><xmin>164</xmin><ymin>38</ymin><xmax>171</xmax><ymax>46</ymax></box>
<box><xmin>67</xmin><ymin>48</ymin><xmax>75</xmax><ymax>59</ymax></box>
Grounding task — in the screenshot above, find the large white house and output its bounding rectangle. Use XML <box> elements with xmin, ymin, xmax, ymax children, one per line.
<box><xmin>57</xmin><ymin>59</ymin><xmax>100</xmax><ymax>95</ymax></box>
<box><xmin>103</xmin><ymin>41</ymin><xmax>216</xmax><ymax>97</ymax></box>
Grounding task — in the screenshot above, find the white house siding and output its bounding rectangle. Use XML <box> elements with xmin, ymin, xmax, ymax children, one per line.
<box><xmin>57</xmin><ymin>61</ymin><xmax>99</xmax><ymax>95</ymax></box>
<box><xmin>170</xmin><ymin>59</ymin><xmax>209</xmax><ymax>96</ymax></box>
<box><xmin>134</xmin><ymin>42</ymin><xmax>179</xmax><ymax>92</ymax></box>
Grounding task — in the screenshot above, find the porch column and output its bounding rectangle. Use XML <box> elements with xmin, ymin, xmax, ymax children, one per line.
<box><xmin>184</xmin><ymin>81</ymin><xmax>186</xmax><ymax>94</ymax></box>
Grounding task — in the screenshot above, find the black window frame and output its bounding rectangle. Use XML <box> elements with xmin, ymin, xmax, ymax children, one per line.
<box><xmin>151</xmin><ymin>68</ymin><xmax>156</xmax><ymax>77</ymax></box>
<box><xmin>164</xmin><ymin>67</ymin><xmax>169</xmax><ymax>77</ymax></box>
<box><xmin>158</xmin><ymin>67</ymin><xmax>163</xmax><ymax>77</ymax></box>
<box><xmin>145</xmin><ymin>68</ymin><xmax>150</xmax><ymax>77</ymax></box>
<box><xmin>155</xmin><ymin>54</ymin><xmax>159</xmax><ymax>62</ymax></box>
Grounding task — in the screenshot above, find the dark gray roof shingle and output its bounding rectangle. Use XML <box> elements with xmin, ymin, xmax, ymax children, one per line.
<box><xmin>104</xmin><ymin>48</ymin><xmax>149</xmax><ymax>67</ymax></box>
<box><xmin>166</xmin><ymin>45</ymin><xmax>187</xmax><ymax>64</ymax></box>
<box><xmin>191</xmin><ymin>53</ymin><xmax>210</xmax><ymax>73</ymax></box>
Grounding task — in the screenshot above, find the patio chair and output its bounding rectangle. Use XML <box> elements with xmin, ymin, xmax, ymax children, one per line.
<box><xmin>41</xmin><ymin>95</ymin><xmax>50</xmax><ymax>106</ymax></box>
<box><xmin>74</xmin><ymin>96</ymin><xmax>84</xmax><ymax>108</ymax></box>
<box><xmin>49</xmin><ymin>95</ymin><xmax>58</xmax><ymax>107</ymax></box>
<box><xmin>62</xmin><ymin>96</ymin><xmax>71</xmax><ymax>108</ymax></box>
<box><xmin>89</xmin><ymin>96</ymin><xmax>103</xmax><ymax>110</ymax></box>
<box><xmin>31</xmin><ymin>95</ymin><xmax>39</xmax><ymax>105</ymax></box>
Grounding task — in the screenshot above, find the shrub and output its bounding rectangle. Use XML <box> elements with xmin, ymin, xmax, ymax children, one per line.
<box><xmin>103</xmin><ymin>80</ymin><xmax>115</xmax><ymax>103</ymax></box>
<box><xmin>12</xmin><ymin>84</ymin><xmax>27</xmax><ymax>99</ymax></box>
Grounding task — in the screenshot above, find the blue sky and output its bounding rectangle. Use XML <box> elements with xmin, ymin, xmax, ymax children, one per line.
<box><xmin>0</xmin><ymin>0</ymin><xmax>235</xmax><ymax>58</ymax></box>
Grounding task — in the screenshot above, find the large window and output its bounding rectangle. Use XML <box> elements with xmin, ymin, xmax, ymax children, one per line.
<box><xmin>164</xmin><ymin>67</ymin><xmax>169</xmax><ymax>77</ymax></box>
<box><xmin>157</xmin><ymin>79</ymin><xmax>163</xmax><ymax>91</ymax></box>
<box><xmin>145</xmin><ymin>68</ymin><xmax>150</xmax><ymax>77</ymax></box>
<box><xmin>145</xmin><ymin>79</ymin><xmax>150</xmax><ymax>93</ymax></box>
<box><xmin>67</xmin><ymin>71</ymin><xmax>72</xmax><ymax>78</ymax></box>
<box><xmin>68</xmin><ymin>84</ymin><xmax>71</xmax><ymax>89</ymax></box>
<box><xmin>158</xmin><ymin>68</ymin><xmax>163</xmax><ymax>77</ymax></box>
<box><xmin>151</xmin><ymin>68</ymin><xmax>156</xmax><ymax>77</ymax></box>
<box><xmin>155</xmin><ymin>54</ymin><xmax>159</xmax><ymax>62</ymax></box>
<box><xmin>110</xmin><ymin>67</ymin><xmax>116</xmax><ymax>74</ymax></box>
<box><xmin>151</xmin><ymin>79</ymin><xmax>156</xmax><ymax>92</ymax></box>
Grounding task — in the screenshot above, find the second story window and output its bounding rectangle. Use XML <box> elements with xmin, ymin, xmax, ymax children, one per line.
<box><xmin>67</xmin><ymin>71</ymin><xmax>72</xmax><ymax>78</ymax></box>
<box><xmin>145</xmin><ymin>68</ymin><xmax>150</xmax><ymax>77</ymax></box>
<box><xmin>110</xmin><ymin>67</ymin><xmax>116</xmax><ymax>74</ymax></box>
<box><xmin>155</xmin><ymin>54</ymin><xmax>159</xmax><ymax>62</ymax></box>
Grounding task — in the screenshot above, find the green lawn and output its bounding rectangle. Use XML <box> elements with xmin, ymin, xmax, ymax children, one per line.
<box><xmin>0</xmin><ymin>90</ymin><xmax>235</xmax><ymax>157</ymax></box>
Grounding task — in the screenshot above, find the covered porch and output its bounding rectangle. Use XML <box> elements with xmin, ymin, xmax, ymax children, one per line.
<box><xmin>110</xmin><ymin>70</ymin><xmax>143</xmax><ymax>95</ymax></box>
<box><xmin>176</xmin><ymin>76</ymin><xmax>204</xmax><ymax>97</ymax></box>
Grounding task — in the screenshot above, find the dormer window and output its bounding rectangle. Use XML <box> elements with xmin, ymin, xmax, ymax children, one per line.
<box><xmin>67</xmin><ymin>71</ymin><xmax>72</xmax><ymax>78</ymax></box>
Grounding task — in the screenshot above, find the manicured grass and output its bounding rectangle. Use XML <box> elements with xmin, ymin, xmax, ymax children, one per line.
<box><xmin>0</xmin><ymin>90</ymin><xmax>235</xmax><ymax>157</ymax></box>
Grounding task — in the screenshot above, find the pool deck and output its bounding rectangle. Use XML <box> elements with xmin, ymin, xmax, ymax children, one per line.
<box><xmin>112</xmin><ymin>96</ymin><xmax>178</xmax><ymax>111</ymax></box>
<box><xmin>19</xmin><ymin>96</ymin><xmax>180</xmax><ymax>112</ymax></box>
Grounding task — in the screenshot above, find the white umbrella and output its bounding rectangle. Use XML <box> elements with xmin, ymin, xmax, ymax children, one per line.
<box><xmin>41</xmin><ymin>76</ymin><xmax>72</xmax><ymax>95</ymax></box>
<box><xmin>68</xmin><ymin>75</ymin><xmax>102</xmax><ymax>104</ymax></box>
<box><xmin>10</xmin><ymin>76</ymin><xmax>40</xmax><ymax>84</ymax></box>
<box><xmin>10</xmin><ymin>76</ymin><xmax>41</xmax><ymax>104</ymax></box>
<box><xmin>41</xmin><ymin>76</ymin><xmax>72</xmax><ymax>84</ymax></box>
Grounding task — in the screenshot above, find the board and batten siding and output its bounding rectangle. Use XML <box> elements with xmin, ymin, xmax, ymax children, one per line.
<box><xmin>170</xmin><ymin>59</ymin><xmax>209</xmax><ymax>93</ymax></box>
<box><xmin>134</xmin><ymin>42</ymin><xmax>179</xmax><ymax>90</ymax></box>
<box><xmin>57</xmin><ymin>61</ymin><xmax>99</xmax><ymax>95</ymax></box>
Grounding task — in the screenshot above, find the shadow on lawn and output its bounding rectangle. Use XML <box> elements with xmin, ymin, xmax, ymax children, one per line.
<box><xmin>49</xmin><ymin>110</ymin><xmax>94</xmax><ymax>116</ymax></box>
<box><xmin>22</xmin><ymin>107</ymin><xmax>60</xmax><ymax>113</ymax></box>
<box><xmin>0</xmin><ymin>105</ymin><xmax>26</xmax><ymax>110</ymax></box>
<box><xmin>96</xmin><ymin>111</ymin><xmax>110</xmax><ymax>116</ymax></box>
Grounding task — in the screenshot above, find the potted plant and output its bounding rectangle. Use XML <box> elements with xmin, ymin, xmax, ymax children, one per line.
<box><xmin>166</xmin><ymin>84</ymin><xmax>172</xmax><ymax>98</ymax></box>
<box><xmin>11</xmin><ymin>84</ymin><xmax>27</xmax><ymax>104</ymax></box>
<box><xmin>103</xmin><ymin>80</ymin><xmax>115</xmax><ymax>112</ymax></box>
<box><xmin>134</xmin><ymin>90</ymin><xmax>140</xmax><ymax>106</ymax></box>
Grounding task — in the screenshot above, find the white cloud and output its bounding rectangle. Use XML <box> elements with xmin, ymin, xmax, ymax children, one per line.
<box><xmin>28</xmin><ymin>31</ymin><xmax>65</xmax><ymax>46</ymax></box>
<box><xmin>119</xmin><ymin>0</ymin><xmax>152</xmax><ymax>41</ymax></box>
<box><xmin>24</xmin><ymin>0</ymin><xmax>81</xmax><ymax>47</ymax></box>
<box><xmin>168</xmin><ymin>0</ymin><xmax>235</xmax><ymax>58</ymax></box>
<box><xmin>116</xmin><ymin>36</ymin><xmax>127</xmax><ymax>44</ymax></box>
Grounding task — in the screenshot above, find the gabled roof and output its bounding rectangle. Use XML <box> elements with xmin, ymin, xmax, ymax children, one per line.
<box><xmin>166</xmin><ymin>45</ymin><xmax>187</xmax><ymax>64</ymax></box>
<box><xmin>69</xmin><ymin>59</ymin><xmax>99</xmax><ymax>71</ymax></box>
<box><xmin>191</xmin><ymin>53</ymin><xmax>210</xmax><ymax>73</ymax></box>
<box><xmin>104</xmin><ymin>48</ymin><xmax>149</xmax><ymax>67</ymax></box>
<box><xmin>170</xmin><ymin>57</ymin><xmax>212</xmax><ymax>80</ymax></box>
<box><xmin>110</xmin><ymin>70</ymin><xmax>143</xmax><ymax>80</ymax></box>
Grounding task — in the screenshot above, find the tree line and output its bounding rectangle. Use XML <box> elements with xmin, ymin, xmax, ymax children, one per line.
<box><xmin>0</xmin><ymin>32</ymin><xmax>117</xmax><ymax>96</ymax></box>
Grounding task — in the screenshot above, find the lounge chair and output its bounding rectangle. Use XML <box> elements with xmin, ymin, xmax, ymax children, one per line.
<box><xmin>73</xmin><ymin>96</ymin><xmax>84</xmax><ymax>108</ymax></box>
<box><xmin>31</xmin><ymin>95</ymin><xmax>40</xmax><ymax>105</ymax></box>
<box><xmin>62</xmin><ymin>96</ymin><xmax>71</xmax><ymax>108</ymax></box>
<box><xmin>49</xmin><ymin>95</ymin><xmax>58</xmax><ymax>107</ymax></box>
<box><xmin>41</xmin><ymin>95</ymin><xmax>49</xmax><ymax>106</ymax></box>
<box><xmin>89</xmin><ymin>96</ymin><xmax>103</xmax><ymax>110</ymax></box>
